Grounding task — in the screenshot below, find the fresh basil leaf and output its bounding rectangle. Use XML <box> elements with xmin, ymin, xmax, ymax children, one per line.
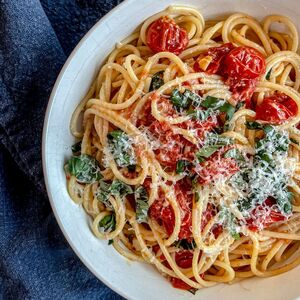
<box><xmin>201</xmin><ymin>96</ymin><xmax>224</xmax><ymax>109</ymax></box>
<box><xmin>196</xmin><ymin>145</ymin><xmax>222</xmax><ymax>162</ymax></box>
<box><xmin>245</xmin><ymin>121</ymin><xmax>263</xmax><ymax>130</ymax></box>
<box><xmin>188</xmin><ymin>288</ymin><xmax>198</xmax><ymax>295</ymax></box>
<box><xmin>149</xmin><ymin>71</ymin><xmax>164</xmax><ymax>91</ymax></box>
<box><xmin>173</xmin><ymin>239</ymin><xmax>196</xmax><ymax>250</ymax></box>
<box><xmin>219</xmin><ymin>102</ymin><xmax>235</xmax><ymax>121</ymax></box>
<box><xmin>290</xmin><ymin>137</ymin><xmax>299</xmax><ymax>145</ymax></box>
<box><xmin>176</xmin><ymin>160</ymin><xmax>190</xmax><ymax>174</ymax></box>
<box><xmin>188</xmin><ymin>108</ymin><xmax>212</xmax><ymax>121</ymax></box>
<box><xmin>108</xmin><ymin>130</ymin><xmax>124</xmax><ymax>140</ymax></box>
<box><xmin>135</xmin><ymin>186</ymin><xmax>149</xmax><ymax>223</ymax></box>
<box><xmin>71</xmin><ymin>141</ymin><xmax>82</xmax><ymax>153</ymax></box>
<box><xmin>96</xmin><ymin>180</ymin><xmax>113</xmax><ymax>208</ymax></box>
<box><xmin>67</xmin><ymin>154</ymin><xmax>102</xmax><ymax>183</ymax></box>
<box><xmin>236</xmin><ymin>102</ymin><xmax>245</xmax><ymax>110</ymax></box>
<box><xmin>99</xmin><ymin>214</ymin><xmax>116</xmax><ymax>232</ymax></box>
<box><xmin>231</xmin><ymin>232</ymin><xmax>240</xmax><ymax>240</ymax></box>
<box><xmin>205</xmin><ymin>133</ymin><xmax>233</xmax><ymax>146</ymax></box>
<box><xmin>266</xmin><ymin>68</ymin><xmax>272</xmax><ymax>80</ymax></box>
<box><xmin>108</xmin><ymin>130</ymin><xmax>136</xmax><ymax>167</ymax></box>
<box><xmin>276</xmin><ymin>191</ymin><xmax>293</xmax><ymax>215</ymax></box>
<box><xmin>127</xmin><ymin>165</ymin><xmax>136</xmax><ymax>172</ymax></box>
<box><xmin>170</xmin><ymin>89</ymin><xmax>190</xmax><ymax>111</ymax></box>
<box><xmin>263</xmin><ymin>125</ymin><xmax>274</xmax><ymax>134</ymax></box>
<box><xmin>224</xmin><ymin>148</ymin><xmax>245</xmax><ymax>162</ymax></box>
<box><xmin>110</xmin><ymin>179</ymin><xmax>133</xmax><ymax>197</ymax></box>
<box><xmin>183</xmin><ymin>89</ymin><xmax>202</xmax><ymax>107</ymax></box>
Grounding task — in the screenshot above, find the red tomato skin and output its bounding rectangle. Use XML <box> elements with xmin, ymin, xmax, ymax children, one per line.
<box><xmin>246</xmin><ymin>197</ymin><xmax>286</xmax><ymax>231</ymax></box>
<box><xmin>224</xmin><ymin>47</ymin><xmax>265</xmax><ymax>104</ymax></box>
<box><xmin>224</xmin><ymin>47</ymin><xmax>266</xmax><ymax>80</ymax></box>
<box><xmin>170</xmin><ymin>277</ymin><xmax>192</xmax><ymax>290</ymax></box>
<box><xmin>170</xmin><ymin>275</ymin><xmax>204</xmax><ymax>290</ymax></box>
<box><xmin>194</xmin><ymin>43</ymin><xmax>235</xmax><ymax>74</ymax></box>
<box><xmin>255</xmin><ymin>93</ymin><xmax>297</xmax><ymax>124</ymax></box>
<box><xmin>175</xmin><ymin>250</ymin><xmax>193</xmax><ymax>269</ymax></box>
<box><xmin>146</xmin><ymin>16</ymin><xmax>189</xmax><ymax>55</ymax></box>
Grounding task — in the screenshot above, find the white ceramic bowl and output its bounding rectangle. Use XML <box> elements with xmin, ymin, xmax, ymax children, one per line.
<box><xmin>42</xmin><ymin>0</ymin><xmax>300</xmax><ymax>299</ymax></box>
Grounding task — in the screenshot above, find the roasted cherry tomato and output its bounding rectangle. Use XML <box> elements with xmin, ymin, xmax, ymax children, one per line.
<box><xmin>146</xmin><ymin>16</ymin><xmax>189</xmax><ymax>55</ymax></box>
<box><xmin>223</xmin><ymin>46</ymin><xmax>266</xmax><ymax>105</ymax></box>
<box><xmin>246</xmin><ymin>197</ymin><xmax>286</xmax><ymax>231</ymax></box>
<box><xmin>194</xmin><ymin>43</ymin><xmax>235</xmax><ymax>74</ymax></box>
<box><xmin>224</xmin><ymin>46</ymin><xmax>266</xmax><ymax>80</ymax></box>
<box><xmin>170</xmin><ymin>277</ymin><xmax>192</xmax><ymax>290</ymax></box>
<box><xmin>175</xmin><ymin>250</ymin><xmax>193</xmax><ymax>269</ymax></box>
<box><xmin>256</xmin><ymin>93</ymin><xmax>298</xmax><ymax>124</ymax></box>
<box><xmin>169</xmin><ymin>275</ymin><xmax>203</xmax><ymax>290</ymax></box>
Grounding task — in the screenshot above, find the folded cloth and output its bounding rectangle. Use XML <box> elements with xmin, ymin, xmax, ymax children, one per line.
<box><xmin>0</xmin><ymin>1</ymin><xmax>124</xmax><ymax>299</ymax></box>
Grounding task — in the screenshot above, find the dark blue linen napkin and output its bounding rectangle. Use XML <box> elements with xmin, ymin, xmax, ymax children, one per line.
<box><xmin>0</xmin><ymin>1</ymin><xmax>124</xmax><ymax>299</ymax></box>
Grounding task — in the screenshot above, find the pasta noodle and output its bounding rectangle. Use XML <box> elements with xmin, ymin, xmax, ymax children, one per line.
<box><xmin>65</xmin><ymin>5</ymin><xmax>300</xmax><ymax>293</ymax></box>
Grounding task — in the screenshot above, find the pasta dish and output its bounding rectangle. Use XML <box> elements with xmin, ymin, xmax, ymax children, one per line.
<box><xmin>65</xmin><ymin>5</ymin><xmax>300</xmax><ymax>293</ymax></box>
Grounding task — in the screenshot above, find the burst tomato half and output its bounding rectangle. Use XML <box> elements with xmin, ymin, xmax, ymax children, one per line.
<box><xmin>146</xmin><ymin>16</ymin><xmax>189</xmax><ymax>55</ymax></box>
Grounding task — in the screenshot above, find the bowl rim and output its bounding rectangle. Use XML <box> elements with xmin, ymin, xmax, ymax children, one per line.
<box><xmin>41</xmin><ymin>1</ymin><xmax>300</xmax><ymax>299</ymax></box>
<box><xmin>41</xmin><ymin>0</ymin><xmax>133</xmax><ymax>298</ymax></box>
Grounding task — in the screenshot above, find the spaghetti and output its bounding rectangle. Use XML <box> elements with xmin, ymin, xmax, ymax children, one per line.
<box><xmin>65</xmin><ymin>5</ymin><xmax>300</xmax><ymax>292</ymax></box>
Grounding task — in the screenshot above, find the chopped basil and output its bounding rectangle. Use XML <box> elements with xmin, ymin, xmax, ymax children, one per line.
<box><xmin>149</xmin><ymin>71</ymin><xmax>164</xmax><ymax>91</ymax></box>
<box><xmin>219</xmin><ymin>102</ymin><xmax>235</xmax><ymax>121</ymax></box>
<box><xmin>96</xmin><ymin>179</ymin><xmax>133</xmax><ymax>209</ymax></box>
<box><xmin>266</xmin><ymin>68</ymin><xmax>272</xmax><ymax>80</ymax></box>
<box><xmin>170</xmin><ymin>89</ymin><xmax>190</xmax><ymax>111</ymax></box>
<box><xmin>231</xmin><ymin>232</ymin><xmax>240</xmax><ymax>240</ymax></box>
<box><xmin>276</xmin><ymin>191</ymin><xmax>293</xmax><ymax>214</ymax></box>
<box><xmin>196</xmin><ymin>145</ymin><xmax>222</xmax><ymax>162</ymax></box>
<box><xmin>108</xmin><ymin>239</ymin><xmax>114</xmax><ymax>245</ymax></box>
<box><xmin>188</xmin><ymin>288</ymin><xmax>198</xmax><ymax>295</ymax></box>
<box><xmin>236</xmin><ymin>102</ymin><xmax>245</xmax><ymax>110</ymax></box>
<box><xmin>176</xmin><ymin>160</ymin><xmax>190</xmax><ymax>174</ymax></box>
<box><xmin>224</xmin><ymin>148</ymin><xmax>245</xmax><ymax>163</ymax></box>
<box><xmin>245</xmin><ymin>121</ymin><xmax>263</xmax><ymax>130</ymax></box>
<box><xmin>187</xmin><ymin>108</ymin><xmax>212</xmax><ymax>121</ymax></box>
<box><xmin>173</xmin><ymin>239</ymin><xmax>196</xmax><ymax>250</ymax></box>
<box><xmin>110</xmin><ymin>179</ymin><xmax>133</xmax><ymax>197</ymax></box>
<box><xmin>127</xmin><ymin>165</ymin><xmax>136</xmax><ymax>172</ymax></box>
<box><xmin>290</xmin><ymin>137</ymin><xmax>299</xmax><ymax>145</ymax></box>
<box><xmin>205</xmin><ymin>133</ymin><xmax>233</xmax><ymax>146</ymax></box>
<box><xmin>96</xmin><ymin>180</ymin><xmax>112</xmax><ymax>208</ymax></box>
<box><xmin>71</xmin><ymin>141</ymin><xmax>82</xmax><ymax>153</ymax></box>
<box><xmin>219</xmin><ymin>207</ymin><xmax>239</xmax><ymax>238</ymax></box>
<box><xmin>99</xmin><ymin>214</ymin><xmax>116</xmax><ymax>232</ymax></box>
<box><xmin>201</xmin><ymin>96</ymin><xmax>224</xmax><ymax>109</ymax></box>
<box><xmin>183</xmin><ymin>89</ymin><xmax>202</xmax><ymax>107</ymax></box>
<box><xmin>108</xmin><ymin>130</ymin><xmax>136</xmax><ymax>167</ymax></box>
<box><xmin>135</xmin><ymin>186</ymin><xmax>149</xmax><ymax>223</ymax></box>
<box><xmin>67</xmin><ymin>154</ymin><xmax>102</xmax><ymax>183</ymax></box>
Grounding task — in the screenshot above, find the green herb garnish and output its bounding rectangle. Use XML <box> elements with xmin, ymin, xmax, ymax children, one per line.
<box><xmin>67</xmin><ymin>154</ymin><xmax>102</xmax><ymax>183</ymax></box>
<box><xmin>135</xmin><ymin>186</ymin><xmax>149</xmax><ymax>223</ymax></box>
<box><xmin>266</xmin><ymin>68</ymin><xmax>272</xmax><ymax>80</ymax></box>
<box><xmin>245</xmin><ymin>121</ymin><xmax>264</xmax><ymax>130</ymax></box>
<box><xmin>99</xmin><ymin>214</ymin><xmax>116</xmax><ymax>232</ymax></box>
<box><xmin>71</xmin><ymin>141</ymin><xmax>82</xmax><ymax>153</ymax></box>
<box><xmin>108</xmin><ymin>130</ymin><xmax>136</xmax><ymax>167</ymax></box>
<box><xmin>149</xmin><ymin>71</ymin><xmax>164</xmax><ymax>91</ymax></box>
